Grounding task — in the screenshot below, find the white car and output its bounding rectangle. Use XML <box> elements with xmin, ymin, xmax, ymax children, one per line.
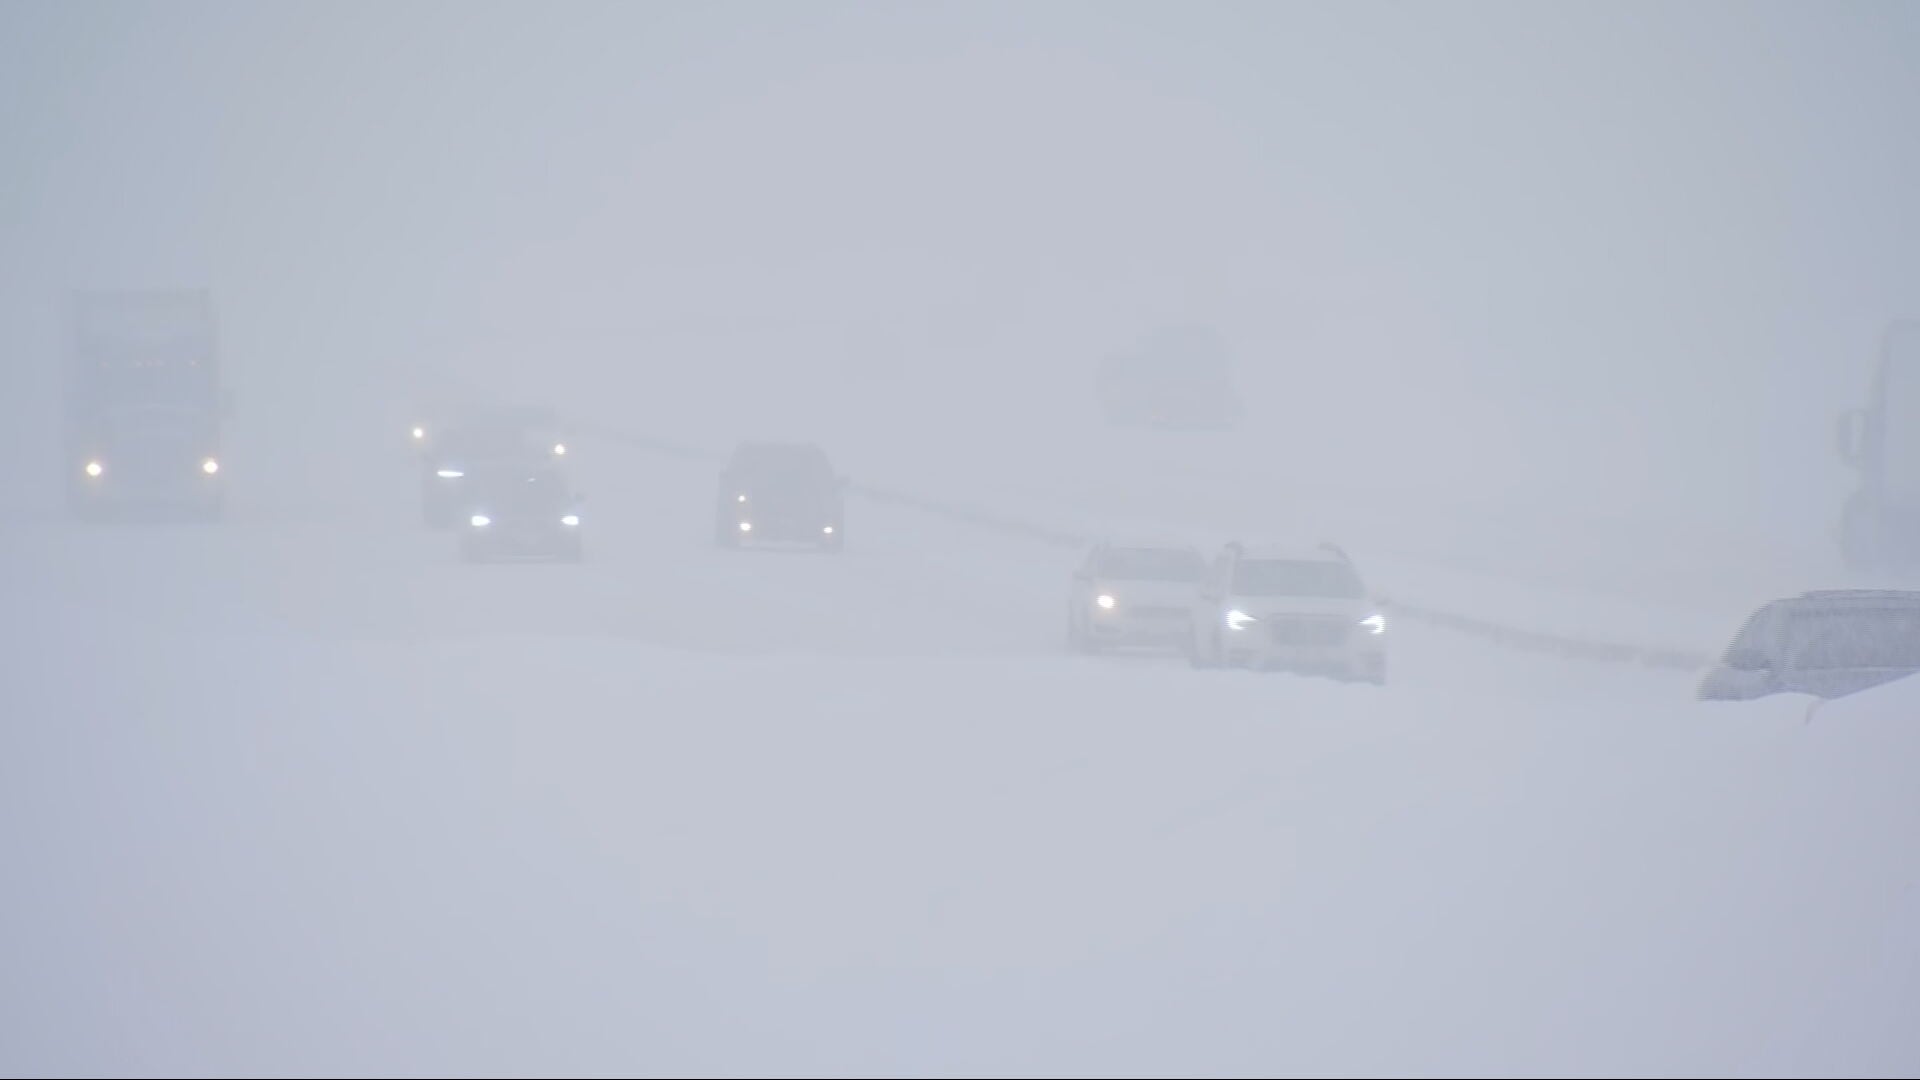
<box><xmin>1188</xmin><ymin>542</ymin><xmax>1388</xmax><ymax>683</ymax></box>
<box><xmin>1067</xmin><ymin>542</ymin><xmax>1207</xmax><ymax>652</ymax></box>
<box><xmin>1698</xmin><ymin>589</ymin><xmax>1920</xmax><ymax>701</ymax></box>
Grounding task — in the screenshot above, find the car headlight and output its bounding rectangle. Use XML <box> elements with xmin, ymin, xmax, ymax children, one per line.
<box><xmin>561</xmin><ymin>514</ymin><xmax>580</xmax><ymax>527</ymax></box>
<box><xmin>552</xmin><ymin>443</ymin><xmax>567</xmax><ymax>456</ymax></box>
<box><xmin>739</xmin><ymin>521</ymin><xmax>752</xmax><ymax>532</ymax></box>
<box><xmin>470</xmin><ymin>514</ymin><xmax>491</xmax><ymax>528</ymax></box>
<box><xmin>737</xmin><ymin>493</ymin><xmax>748</xmax><ymax>503</ymax></box>
<box><xmin>84</xmin><ymin>460</ymin><xmax>104</xmax><ymax>478</ymax></box>
<box><xmin>1226</xmin><ymin>609</ymin><xmax>1256</xmax><ymax>631</ymax></box>
<box><xmin>822</xmin><ymin>525</ymin><xmax>834</xmax><ymax>535</ymax></box>
<box><xmin>1360</xmin><ymin>613</ymin><xmax>1386</xmax><ymax>635</ymax></box>
<box><xmin>411</xmin><ymin>426</ymin><xmax>426</xmax><ymax>441</ymax></box>
<box><xmin>1096</xmin><ymin>594</ymin><xmax>1116</xmax><ymax>610</ymax></box>
<box><xmin>436</xmin><ymin>468</ymin><xmax>465</xmax><ymax>479</ymax></box>
<box><xmin>201</xmin><ymin>458</ymin><xmax>220</xmax><ymax>475</ymax></box>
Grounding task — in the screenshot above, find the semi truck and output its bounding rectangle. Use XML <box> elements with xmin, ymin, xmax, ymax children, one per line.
<box><xmin>1836</xmin><ymin>319</ymin><xmax>1920</xmax><ymax>570</ymax></box>
<box><xmin>64</xmin><ymin>289</ymin><xmax>228</xmax><ymax>521</ymax></box>
<box><xmin>1094</xmin><ymin>324</ymin><xmax>1243</xmax><ymax>430</ymax></box>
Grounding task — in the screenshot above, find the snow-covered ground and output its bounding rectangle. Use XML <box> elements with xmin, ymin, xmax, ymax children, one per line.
<box><xmin>5</xmin><ymin>426</ymin><xmax>1917</xmax><ymax>1078</ymax></box>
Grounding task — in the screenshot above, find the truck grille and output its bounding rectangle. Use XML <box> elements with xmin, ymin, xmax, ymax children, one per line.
<box><xmin>1130</xmin><ymin>605</ymin><xmax>1188</xmax><ymax>620</ymax></box>
<box><xmin>1268</xmin><ymin>617</ymin><xmax>1347</xmax><ymax>646</ymax></box>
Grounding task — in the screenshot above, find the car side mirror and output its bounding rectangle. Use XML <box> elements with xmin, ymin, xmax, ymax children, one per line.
<box><xmin>1835</xmin><ymin>408</ymin><xmax>1866</xmax><ymax>468</ymax></box>
<box><xmin>1725</xmin><ymin>647</ymin><xmax>1770</xmax><ymax>673</ymax></box>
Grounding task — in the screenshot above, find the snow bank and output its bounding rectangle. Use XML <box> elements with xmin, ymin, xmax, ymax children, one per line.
<box><xmin>6</xmin><ymin>612</ymin><xmax>1915</xmax><ymax>1076</ymax></box>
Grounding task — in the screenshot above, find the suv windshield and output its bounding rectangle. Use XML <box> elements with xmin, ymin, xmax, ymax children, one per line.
<box><xmin>479</xmin><ymin>471</ymin><xmax>571</xmax><ymax>513</ymax></box>
<box><xmin>1232</xmin><ymin>559</ymin><xmax>1365</xmax><ymax>598</ymax></box>
<box><xmin>731</xmin><ymin>445</ymin><xmax>834</xmax><ymax>488</ymax></box>
<box><xmin>1098</xmin><ymin>548</ymin><xmax>1205</xmax><ymax>582</ymax></box>
<box><xmin>441</xmin><ymin>425</ymin><xmax>548</xmax><ymax>461</ymax></box>
<box><xmin>1788</xmin><ymin>607</ymin><xmax>1920</xmax><ymax>670</ymax></box>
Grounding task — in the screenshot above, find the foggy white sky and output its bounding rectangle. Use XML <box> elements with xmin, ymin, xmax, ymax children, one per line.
<box><xmin>9</xmin><ymin>7</ymin><xmax>1920</xmax><ymax>1075</ymax></box>
<box><xmin>3</xmin><ymin>0</ymin><xmax>1917</xmax><ymax>550</ymax></box>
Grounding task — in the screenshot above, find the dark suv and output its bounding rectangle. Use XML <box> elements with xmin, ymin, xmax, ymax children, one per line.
<box><xmin>460</xmin><ymin>466</ymin><xmax>585</xmax><ymax>563</ymax></box>
<box><xmin>715</xmin><ymin>441</ymin><xmax>845</xmax><ymax>552</ymax></box>
<box><xmin>421</xmin><ymin>408</ymin><xmax>569</xmax><ymax>529</ymax></box>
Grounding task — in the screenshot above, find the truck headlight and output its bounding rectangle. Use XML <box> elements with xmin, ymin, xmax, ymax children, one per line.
<box><xmin>470</xmin><ymin>514</ymin><xmax>491</xmax><ymax>528</ymax></box>
<box><xmin>201</xmin><ymin>458</ymin><xmax>220</xmax><ymax>475</ymax></box>
<box><xmin>84</xmin><ymin>460</ymin><xmax>104</xmax><ymax>478</ymax></box>
<box><xmin>1226</xmin><ymin>609</ymin><xmax>1256</xmax><ymax>631</ymax></box>
<box><xmin>1361</xmin><ymin>614</ymin><xmax>1386</xmax><ymax>635</ymax></box>
<box><xmin>1096</xmin><ymin>594</ymin><xmax>1116</xmax><ymax>610</ymax></box>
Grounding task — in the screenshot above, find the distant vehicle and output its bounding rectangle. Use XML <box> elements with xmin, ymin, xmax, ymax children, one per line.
<box><xmin>1836</xmin><ymin>320</ymin><xmax>1920</xmax><ymax>570</ymax></box>
<box><xmin>460</xmin><ymin>466</ymin><xmax>585</xmax><ymax>563</ymax></box>
<box><xmin>1188</xmin><ymin>542</ymin><xmax>1387</xmax><ymax>683</ymax></box>
<box><xmin>1697</xmin><ymin>590</ymin><xmax>1920</xmax><ymax>701</ymax></box>
<box><xmin>715</xmin><ymin>441</ymin><xmax>845</xmax><ymax>552</ymax></box>
<box><xmin>420</xmin><ymin>407</ymin><xmax>570</xmax><ymax>528</ymax></box>
<box><xmin>1067</xmin><ymin>542</ymin><xmax>1206</xmax><ymax>652</ymax></box>
<box><xmin>64</xmin><ymin>288</ymin><xmax>229</xmax><ymax>521</ymax></box>
<box><xmin>1095</xmin><ymin>324</ymin><xmax>1243</xmax><ymax>430</ymax></box>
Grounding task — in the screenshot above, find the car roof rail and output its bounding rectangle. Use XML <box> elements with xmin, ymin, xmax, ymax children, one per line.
<box><xmin>1318</xmin><ymin>541</ymin><xmax>1352</xmax><ymax>563</ymax></box>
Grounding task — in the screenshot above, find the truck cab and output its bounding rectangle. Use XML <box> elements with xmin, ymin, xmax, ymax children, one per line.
<box><xmin>64</xmin><ymin>289</ymin><xmax>227</xmax><ymax>521</ymax></box>
<box><xmin>1836</xmin><ymin>320</ymin><xmax>1920</xmax><ymax>570</ymax></box>
<box><xmin>1094</xmin><ymin>324</ymin><xmax>1243</xmax><ymax>431</ymax></box>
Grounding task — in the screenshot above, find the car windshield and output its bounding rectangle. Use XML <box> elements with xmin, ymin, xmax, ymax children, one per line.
<box><xmin>441</xmin><ymin>425</ymin><xmax>547</xmax><ymax>461</ymax></box>
<box><xmin>1232</xmin><ymin>559</ymin><xmax>1365</xmax><ymax>598</ymax></box>
<box><xmin>1787</xmin><ymin>607</ymin><xmax>1920</xmax><ymax>670</ymax></box>
<box><xmin>480</xmin><ymin>473</ymin><xmax>571</xmax><ymax>512</ymax></box>
<box><xmin>732</xmin><ymin>445</ymin><xmax>834</xmax><ymax>488</ymax></box>
<box><xmin>1097</xmin><ymin>547</ymin><xmax>1205</xmax><ymax>582</ymax></box>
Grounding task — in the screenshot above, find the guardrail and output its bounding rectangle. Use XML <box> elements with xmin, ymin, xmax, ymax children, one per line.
<box><xmin>562</xmin><ymin>415</ymin><xmax>1718</xmax><ymax>674</ymax></box>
